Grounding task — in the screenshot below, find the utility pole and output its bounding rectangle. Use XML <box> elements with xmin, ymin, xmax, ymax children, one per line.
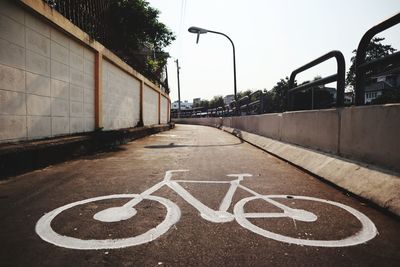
<box><xmin>175</xmin><ymin>59</ymin><xmax>181</xmax><ymax>118</ymax></box>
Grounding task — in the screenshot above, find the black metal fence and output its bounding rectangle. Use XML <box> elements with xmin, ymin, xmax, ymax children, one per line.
<box><xmin>44</xmin><ymin>0</ymin><xmax>110</xmax><ymax>42</ymax></box>
<box><xmin>171</xmin><ymin>91</ymin><xmax>266</xmax><ymax>118</ymax></box>
<box><xmin>43</xmin><ymin>0</ymin><xmax>170</xmax><ymax>93</ymax></box>
<box><xmin>172</xmin><ymin>12</ymin><xmax>399</xmax><ymax>118</ymax></box>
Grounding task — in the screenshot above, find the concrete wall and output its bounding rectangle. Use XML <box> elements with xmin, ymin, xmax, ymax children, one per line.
<box><xmin>0</xmin><ymin>1</ymin><xmax>170</xmax><ymax>143</ymax></box>
<box><xmin>340</xmin><ymin>104</ymin><xmax>400</xmax><ymax>171</ymax></box>
<box><xmin>102</xmin><ymin>60</ymin><xmax>140</xmax><ymax>130</ymax></box>
<box><xmin>281</xmin><ymin>109</ymin><xmax>339</xmax><ymax>154</ymax></box>
<box><xmin>174</xmin><ymin>104</ymin><xmax>400</xmax><ymax>173</ymax></box>
<box><xmin>0</xmin><ymin>1</ymin><xmax>95</xmax><ymax>141</ymax></box>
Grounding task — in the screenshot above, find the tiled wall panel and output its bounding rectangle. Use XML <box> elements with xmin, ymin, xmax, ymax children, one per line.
<box><xmin>0</xmin><ymin>1</ymin><xmax>95</xmax><ymax>142</ymax></box>
<box><xmin>143</xmin><ymin>85</ymin><xmax>159</xmax><ymax>125</ymax></box>
<box><xmin>102</xmin><ymin>60</ymin><xmax>140</xmax><ymax>130</ymax></box>
<box><xmin>0</xmin><ymin>1</ymin><xmax>167</xmax><ymax>143</ymax></box>
<box><xmin>160</xmin><ymin>96</ymin><xmax>168</xmax><ymax>124</ymax></box>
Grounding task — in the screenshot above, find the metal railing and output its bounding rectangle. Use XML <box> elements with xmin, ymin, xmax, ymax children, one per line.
<box><xmin>287</xmin><ymin>50</ymin><xmax>345</xmax><ymax>111</ymax></box>
<box><xmin>171</xmin><ymin>90</ymin><xmax>266</xmax><ymax>118</ymax></box>
<box><xmin>43</xmin><ymin>0</ymin><xmax>170</xmax><ymax>93</ymax></box>
<box><xmin>171</xmin><ymin>14</ymin><xmax>399</xmax><ymax>118</ymax></box>
<box><xmin>355</xmin><ymin>12</ymin><xmax>400</xmax><ymax>105</ymax></box>
<box><xmin>44</xmin><ymin>0</ymin><xmax>110</xmax><ymax>42</ymax></box>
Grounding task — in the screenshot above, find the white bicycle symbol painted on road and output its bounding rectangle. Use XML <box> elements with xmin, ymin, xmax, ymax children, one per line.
<box><xmin>36</xmin><ymin>170</ymin><xmax>377</xmax><ymax>250</ymax></box>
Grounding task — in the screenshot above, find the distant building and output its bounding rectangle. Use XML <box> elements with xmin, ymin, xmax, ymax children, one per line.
<box><xmin>344</xmin><ymin>92</ymin><xmax>354</xmax><ymax>105</ymax></box>
<box><xmin>223</xmin><ymin>94</ymin><xmax>235</xmax><ymax>106</ymax></box>
<box><xmin>312</xmin><ymin>86</ymin><xmax>356</xmax><ymax>106</ymax></box>
<box><xmin>364</xmin><ymin>67</ymin><xmax>400</xmax><ymax>104</ymax></box>
<box><xmin>171</xmin><ymin>100</ymin><xmax>193</xmax><ymax>110</ymax></box>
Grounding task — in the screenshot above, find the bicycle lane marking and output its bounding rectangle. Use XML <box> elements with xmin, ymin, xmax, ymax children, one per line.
<box><xmin>234</xmin><ymin>195</ymin><xmax>378</xmax><ymax>247</ymax></box>
<box><xmin>35</xmin><ymin>170</ymin><xmax>378</xmax><ymax>250</ymax></box>
<box><xmin>35</xmin><ymin>194</ymin><xmax>181</xmax><ymax>250</ymax></box>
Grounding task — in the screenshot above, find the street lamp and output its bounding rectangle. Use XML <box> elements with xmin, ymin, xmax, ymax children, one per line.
<box><xmin>188</xmin><ymin>26</ymin><xmax>238</xmax><ymax>114</ymax></box>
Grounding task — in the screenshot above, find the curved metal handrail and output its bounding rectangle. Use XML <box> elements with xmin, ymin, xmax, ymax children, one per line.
<box><xmin>355</xmin><ymin>12</ymin><xmax>400</xmax><ymax>105</ymax></box>
<box><xmin>287</xmin><ymin>50</ymin><xmax>345</xmax><ymax>110</ymax></box>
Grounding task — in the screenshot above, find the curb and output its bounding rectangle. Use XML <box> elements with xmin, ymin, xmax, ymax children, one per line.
<box><xmin>220</xmin><ymin>126</ymin><xmax>400</xmax><ymax>217</ymax></box>
<box><xmin>0</xmin><ymin>124</ymin><xmax>173</xmax><ymax>180</ymax></box>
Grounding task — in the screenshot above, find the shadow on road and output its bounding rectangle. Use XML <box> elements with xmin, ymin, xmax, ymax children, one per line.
<box><xmin>144</xmin><ymin>142</ymin><xmax>243</xmax><ymax>149</ymax></box>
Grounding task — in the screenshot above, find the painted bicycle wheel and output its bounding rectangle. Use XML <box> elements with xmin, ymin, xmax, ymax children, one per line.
<box><xmin>36</xmin><ymin>194</ymin><xmax>180</xmax><ymax>250</ymax></box>
<box><xmin>233</xmin><ymin>195</ymin><xmax>377</xmax><ymax>247</ymax></box>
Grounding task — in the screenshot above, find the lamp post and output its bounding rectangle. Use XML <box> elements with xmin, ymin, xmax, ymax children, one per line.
<box><xmin>188</xmin><ymin>26</ymin><xmax>238</xmax><ymax>115</ymax></box>
<box><xmin>175</xmin><ymin>59</ymin><xmax>181</xmax><ymax>118</ymax></box>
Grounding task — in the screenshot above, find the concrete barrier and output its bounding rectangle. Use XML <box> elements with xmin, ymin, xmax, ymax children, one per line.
<box><xmin>174</xmin><ymin>116</ymin><xmax>400</xmax><ymax>215</ymax></box>
<box><xmin>340</xmin><ymin>104</ymin><xmax>400</xmax><ymax>171</ymax></box>
<box><xmin>221</xmin><ymin>125</ymin><xmax>400</xmax><ymax>217</ymax></box>
<box><xmin>281</xmin><ymin>109</ymin><xmax>339</xmax><ymax>154</ymax></box>
<box><xmin>254</xmin><ymin>113</ymin><xmax>282</xmax><ymax>140</ymax></box>
<box><xmin>173</xmin><ymin>104</ymin><xmax>400</xmax><ymax>173</ymax></box>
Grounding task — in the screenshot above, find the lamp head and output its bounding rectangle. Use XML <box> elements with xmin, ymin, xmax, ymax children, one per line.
<box><xmin>188</xmin><ymin>26</ymin><xmax>208</xmax><ymax>44</ymax></box>
<box><xmin>188</xmin><ymin>26</ymin><xmax>208</xmax><ymax>34</ymax></box>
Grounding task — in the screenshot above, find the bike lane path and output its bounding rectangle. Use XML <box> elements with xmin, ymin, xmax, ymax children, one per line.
<box><xmin>0</xmin><ymin>124</ymin><xmax>399</xmax><ymax>266</ymax></box>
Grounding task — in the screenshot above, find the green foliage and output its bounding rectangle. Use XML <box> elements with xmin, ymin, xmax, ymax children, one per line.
<box><xmin>199</xmin><ymin>100</ymin><xmax>210</xmax><ymax>109</ymax></box>
<box><xmin>237</xmin><ymin>90</ymin><xmax>252</xmax><ymax>100</ymax></box>
<box><xmin>193</xmin><ymin>99</ymin><xmax>210</xmax><ymax>109</ymax></box>
<box><xmin>264</xmin><ymin>77</ymin><xmax>295</xmax><ymax>113</ymax></box>
<box><xmin>209</xmin><ymin>96</ymin><xmax>224</xmax><ymax>109</ymax></box>
<box><xmin>346</xmin><ymin>37</ymin><xmax>396</xmax><ymax>90</ymax></box>
<box><xmin>105</xmin><ymin>0</ymin><xmax>175</xmax><ymax>84</ymax></box>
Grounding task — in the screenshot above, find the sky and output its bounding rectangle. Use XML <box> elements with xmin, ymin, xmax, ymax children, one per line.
<box><xmin>147</xmin><ymin>0</ymin><xmax>400</xmax><ymax>102</ymax></box>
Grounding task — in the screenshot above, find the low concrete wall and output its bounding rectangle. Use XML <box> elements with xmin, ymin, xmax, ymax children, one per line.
<box><xmin>221</xmin><ymin>126</ymin><xmax>400</xmax><ymax>216</ymax></box>
<box><xmin>223</xmin><ymin>113</ymin><xmax>282</xmax><ymax>140</ymax></box>
<box><xmin>281</xmin><ymin>109</ymin><xmax>339</xmax><ymax>154</ymax></box>
<box><xmin>177</xmin><ymin>117</ymin><xmax>220</xmax><ymax>127</ymax></box>
<box><xmin>0</xmin><ymin>124</ymin><xmax>173</xmax><ymax>179</ymax></box>
<box><xmin>340</xmin><ymin>104</ymin><xmax>400</xmax><ymax>172</ymax></box>
<box><xmin>174</xmin><ymin>104</ymin><xmax>400</xmax><ymax>173</ymax></box>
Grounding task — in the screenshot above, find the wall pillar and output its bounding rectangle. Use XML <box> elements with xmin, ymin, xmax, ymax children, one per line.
<box><xmin>167</xmin><ymin>99</ymin><xmax>171</xmax><ymax>123</ymax></box>
<box><xmin>158</xmin><ymin>92</ymin><xmax>161</xmax><ymax>124</ymax></box>
<box><xmin>95</xmin><ymin>52</ymin><xmax>103</xmax><ymax>129</ymax></box>
<box><xmin>139</xmin><ymin>81</ymin><xmax>144</xmax><ymax>126</ymax></box>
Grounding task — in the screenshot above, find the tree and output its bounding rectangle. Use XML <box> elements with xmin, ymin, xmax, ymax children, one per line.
<box><xmin>290</xmin><ymin>76</ymin><xmax>335</xmax><ymax>110</ymax></box>
<box><xmin>264</xmin><ymin>77</ymin><xmax>296</xmax><ymax>113</ymax></box>
<box><xmin>193</xmin><ymin>99</ymin><xmax>209</xmax><ymax>109</ymax></box>
<box><xmin>346</xmin><ymin>37</ymin><xmax>396</xmax><ymax>91</ymax></box>
<box><xmin>209</xmin><ymin>96</ymin><xmax>224</xmax><ymax>109</ymax></box>
<box><xmin>44</xmin><ymin>0</ymin><xmax>175</xmax><ymax>87</ymax></box>
<box><xmin>237</xmin><ymin>90</ymin><xmax>252</xmax><ymax>100</ymax></box>
<box><xmin>105</xmin><ymin>0</ymin><xmax>175</xmax><ymax>84</ymax></box>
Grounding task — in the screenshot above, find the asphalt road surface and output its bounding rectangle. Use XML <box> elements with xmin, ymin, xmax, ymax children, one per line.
<box><xmin>1</xmin><ymin>124</ymin><xmax>399</xmax><ymax>266</ymax></box>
